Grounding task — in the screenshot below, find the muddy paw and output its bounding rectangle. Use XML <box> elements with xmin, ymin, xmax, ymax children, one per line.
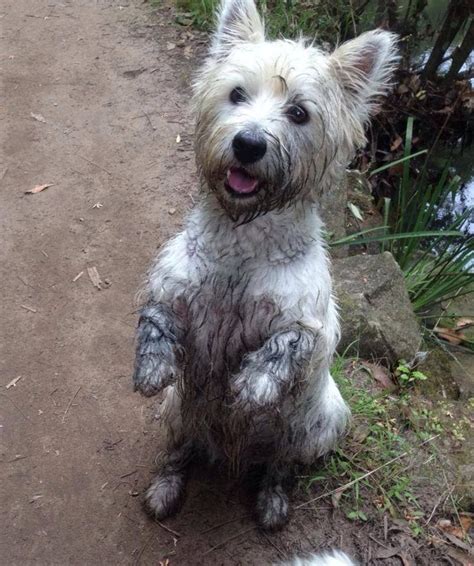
<box><xmin>133</xmin><ymin>355</ymin><xmax>177</xmax><ymax>397</ymax></box>
<box><xmin>231</xmin><ymin>368</ymin><xmax>281</xmax><ymax>411</ymax></box>
<box><xmin>144</xmin><ymin>472</ymin><xmax>186</xmax><ymax>521</ymax></box>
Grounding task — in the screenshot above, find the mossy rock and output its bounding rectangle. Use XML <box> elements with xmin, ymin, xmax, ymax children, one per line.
<box><xmin>416</xmin><ymin>349</ymin><xmax>460</xmax><ymax>400</ymax></box>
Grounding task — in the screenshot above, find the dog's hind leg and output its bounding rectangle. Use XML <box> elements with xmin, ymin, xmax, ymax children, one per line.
<box><xmin>144</xmin><ymin>439</ymin><xmax>194</xmax><ymax>520</ymax></box>
<box><xmin>255</xmin><ymin>463</ymin><xmax>291</xmax><ymax>531</ymax></box>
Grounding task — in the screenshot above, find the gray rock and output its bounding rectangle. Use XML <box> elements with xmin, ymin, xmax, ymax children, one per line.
<box><xmin>332</xmin><ymin>251</ymin><xmax>422</xmax><ymax>363</ymax></box>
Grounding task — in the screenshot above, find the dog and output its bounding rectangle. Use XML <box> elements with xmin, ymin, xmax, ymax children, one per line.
<box><xmin>133</xmin><ymin>0</ymin><xmax>397</xmax><ymax>531</ymax></box>
<box><xmin>283</xmin><ymin>550</ymin><xmax>355</xmax><ymax>566</ymax></box>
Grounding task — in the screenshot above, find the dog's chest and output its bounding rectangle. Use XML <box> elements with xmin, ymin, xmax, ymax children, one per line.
<box><xmin>181</xmin><ymin>275</ymin><xmax>279</xmax><ymax>382</ymax></box>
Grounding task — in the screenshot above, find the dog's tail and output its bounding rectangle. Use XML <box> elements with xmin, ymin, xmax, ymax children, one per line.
<box><xmin>279</xmin><ymin>550</ymin><xmax>355</xmax><ymax>566</ymax></box>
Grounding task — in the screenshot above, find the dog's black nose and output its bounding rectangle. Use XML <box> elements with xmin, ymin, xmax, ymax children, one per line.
<box><xmin>232</xmin><ymin>131</ymin><xmax>267</xmax><ymax>164</ymax></box>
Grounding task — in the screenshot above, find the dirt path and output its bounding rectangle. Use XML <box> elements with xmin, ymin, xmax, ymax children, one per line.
<box><xmin>0</xmin><ymin>1</ymin><xmax>203</xmax><ymax>563</ymax></box>
<box><xmin>1</xmin><ymin>2</ymin><xmax>458</xmax><ymax>565</ymax></box>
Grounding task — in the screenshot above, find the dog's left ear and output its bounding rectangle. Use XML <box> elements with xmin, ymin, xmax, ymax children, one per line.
<box><xmin>329</xmin><ymin>30</ymin><xmax>398</xmax><ymax>119</ymax></box>
<box><xmin>211</xmin><ymin>0</ymin><xmax>265</xmax><ymax>57</ymax></box>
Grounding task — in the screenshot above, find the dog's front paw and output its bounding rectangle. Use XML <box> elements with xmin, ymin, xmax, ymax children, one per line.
<box><xmin>133</xmin><ymin>355</ymin><xmax>177</xmax><ymax>397</ymax></box>
<box><xmin>231</xmin><ymin>367</ymin><xmax>281</xmax><ymax>411</ymax></box>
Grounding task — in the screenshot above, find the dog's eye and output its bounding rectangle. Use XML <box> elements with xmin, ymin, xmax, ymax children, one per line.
<box><xmin>230</xmin><ymin>87</ymin><xmax>247</xmax><ymax>104</ymax></box>
<box><xmin>287</xmin><ymin>105</ymin><xmax>309</xmax><ymax>125</ymax></box>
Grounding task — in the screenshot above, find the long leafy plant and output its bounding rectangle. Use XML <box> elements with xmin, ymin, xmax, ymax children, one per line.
<box><xmin>331</xmin><ymin>117</ymin><xmax>473</xmax><ymax>315</ymax></box>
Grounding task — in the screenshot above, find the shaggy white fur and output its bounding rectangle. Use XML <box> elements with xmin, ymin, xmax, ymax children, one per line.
<box><xmin>133</xmin><ymin>0</ymin><xmax>397</xmax><ymax>531</ymax></box>
<box><xmin>282</xmin><ymin>550</ymin><xmax>356</xmax><ymax>566</ymax></box>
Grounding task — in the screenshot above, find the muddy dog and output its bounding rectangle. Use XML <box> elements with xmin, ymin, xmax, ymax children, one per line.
<box><xmin>133</xmin><ymin>0</ymin><xmax>397</xmax><ymax>531</ymax></box>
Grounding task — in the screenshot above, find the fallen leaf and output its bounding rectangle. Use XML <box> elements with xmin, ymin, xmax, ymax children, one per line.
<box><xmin>460</xmin><ymin>514</ymin><xmax>473</xmax><ymax>534</ymax></box>
<box><xmin>435</xmin><ymin>106</ymin><xmax>454</xmax><ymax>115</ymax></box>
<box><xmin>443</xmin><ymin>531</ymin><xmax>474</xmax><ymax>554</ymax></box>
<box><xmin>388</xmin><ymin>164</ymin><xmax>404</xmax><ymax>176</ymax></box>
<box><xmin>25</xmin><ymin>183</ymin><xmax>54</xmax><ymax>194</ymax></box>
<box><xmin>390</xmin><ymin>136</ymin><xmax>403</xmax><ymax>151</ymax></box>
<box><xmin>166</xmin><ymin>42</ymin><xmax>176</xmax><ymax>51</ymax></box>
<box><xmin>29</xmin><ymin>494</ymin><xmax>43</xmax><ymax>503</ymax></box>
<box><xmin>434</xmin><ymin>326</ymin><xmax>465</xmax><ymax>345</ymax></box>
<box><xmin>122</xmin><ymin>68</ymin><xmax>146</xmax><ymax>79</ymax></box>
<box><xmin>21</xmin><ymin>304</ymin><xmax>37</xmax><ymax>313</ymax></box>
<box><xmin>361</xmin><ymin>362</ymin><xmax>396</xmax><ymax>390</ymax></box>
<box><xmin>87</xmin><ymin>266</ymin><xmax>103</xmax><ymax>290</ymax></box>
<box><xmin>330</xmin><ymin>485</ymin><xmax>350</xmax><ymax>509</ymax></box>
<box><xmin>331</xmin><ymin>489</ymin><xmax>343</xmax><ymax>508</ymax></box>
<box><xmin>456</xmin><ymin>318</ymin><xmax>474</xmax><ymax>331</ymax></box>
<box><xmin>30</xmin><ymin>112</ymin><xmax>46</xmax><ymax>123</ymax></box>
<box><xmin>438</xmin><ymin>515</ymin><xmax>474</xmax><ymax>539</ymax></box>
<box><xmin>445</xmin><ymin>547</ymin><xmax>474</xmax><ymax>566</ymax></box>
<box><xmin>347</xmin><ymin>202</ymin><xmax>363</xmax><ymax>221</ymax></box>
<box><xmin>399</xmin><ymin>553</ymin><xmax>414</xmax><ymax>566</ymax></box>
<box><xmin>6</xmin><ymin>376</ymin><xmax>22</xmax><ymax>389</ymax></box>
<box><xmin>375</xmin><ymin>547</ymin><xmax>402</xmax><ymax>559</ymax></box>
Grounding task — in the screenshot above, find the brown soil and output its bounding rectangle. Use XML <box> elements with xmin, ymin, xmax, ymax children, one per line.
<box><xmin>0</xmin><ymin>1</ymin><xmax>467</xmax><ymax>564</ymax></box>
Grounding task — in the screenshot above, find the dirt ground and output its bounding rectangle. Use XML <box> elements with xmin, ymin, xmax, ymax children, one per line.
<box><xmin>0</xmin><ymin>1</ymin><xmax>468</xmax><ymax>565</ymax></box>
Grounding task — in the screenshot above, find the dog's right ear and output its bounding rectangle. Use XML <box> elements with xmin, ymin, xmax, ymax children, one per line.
<box><xmin>211</xmin><ymin>0</ymin><xmax>264</xmax><ymax>57</ymax></box>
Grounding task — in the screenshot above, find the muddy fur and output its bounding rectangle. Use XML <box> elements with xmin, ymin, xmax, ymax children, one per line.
<box><xmin>280</xmin><ymin>550</ymin><xmax>356</xmax><ymax>566</ymax></box>
<box><xmin>133</xmin><ymin>0</ymin><xmax>397</xmax><ymax>530</ymax></box>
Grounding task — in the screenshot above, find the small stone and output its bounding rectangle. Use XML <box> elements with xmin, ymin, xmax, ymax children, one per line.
<box><xmin>168</xmin><ymin>208</ymin><xmax>176</xmax><ymax>215</ymax></box>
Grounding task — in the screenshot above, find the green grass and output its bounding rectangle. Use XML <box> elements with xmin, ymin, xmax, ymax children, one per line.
<box><xmin>300</xmin><ymin>356</ymin><xmax>469</xmax><ymax>534</ymax></box>
<box><xmin>174</xmin><ymin>0</ymin><xmax>374</xmax><ymax>42</ymax></box>
<box><xmin>176</xmin><ymin>0</ymin><xmax>217</xmax><ymax>29</ymax></box>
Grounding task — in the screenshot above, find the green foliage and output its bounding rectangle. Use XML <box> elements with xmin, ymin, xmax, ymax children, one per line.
<box><xmin>257</xmin><ymin>0</ymin><xmax>362</xmax><ymax>42</ymax></box>
<box><xmin>303</xmin><ymin>357</ymin><xmax>422</xmax><ymax>525</ymax></box>
<box><xmin>394</xmin><ymin>360</ymin><xmax>428</xmax><ymax>388</ymax></box>
<box><xmin>332</xmin><ymin>117</ymin><xmax>474</xmax><ymax>316</ymax></box>
<box><xmin>301</xmin><ymin>355</ymin><xmax>474</xmax><ymax>533</ymax></box>
<box><xmin>176</xmin><ymin>0</ymin><xmax>217</xmax><ymax>29</ymax></box>
<box><xmin>380</xmin><ymin>118</ymin><xmax>473</xmax><ymax>314</ymax></box>
<box><xmin>304</xmin><ymin>356</ymin><xmax>471</xmax><ymax>530</ymax></box>
<box><xmin>174</xmin><ymin>0</ymin><xmax>366</xmax><ymax>40</ymax></box>
<box><xmin>173</xmin><ymin>0</ymin><xmax>470</xmax><ymax>81</ymax></box>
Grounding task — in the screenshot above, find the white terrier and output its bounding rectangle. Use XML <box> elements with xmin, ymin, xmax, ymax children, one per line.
<box><xmin>133</xmin><ymin>0</ymin><xmax>397</xmax><ymax>531</ymax></box>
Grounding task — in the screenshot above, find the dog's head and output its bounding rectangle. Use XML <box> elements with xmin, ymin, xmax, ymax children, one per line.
<box><xmin>193</xmin><ymin>0</ymin><xmax>398</xmax><ymax>221</ymax></box>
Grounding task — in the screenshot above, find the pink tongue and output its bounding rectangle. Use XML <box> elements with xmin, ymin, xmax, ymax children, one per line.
<box><xmin>227</xmin><ymin>167</ymin><xmax>258</xmax><ymax>194</ymax></box>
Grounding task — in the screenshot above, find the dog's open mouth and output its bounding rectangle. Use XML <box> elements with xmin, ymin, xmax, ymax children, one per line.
<box><xmin>225</xmin><ymin>167</ymin><xmax>260</xmax><ymax>197</ymax></box>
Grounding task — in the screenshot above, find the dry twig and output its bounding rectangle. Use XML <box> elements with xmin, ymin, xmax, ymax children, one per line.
<box><xmin>62</xmin><ymin>386</ymin><xmax>81</xmax><ymax>423</ymax></box>
<box><xmin>202</xmin><ymin>526</ymin><xmax>255</xmax><ymax>556</ymax></box>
